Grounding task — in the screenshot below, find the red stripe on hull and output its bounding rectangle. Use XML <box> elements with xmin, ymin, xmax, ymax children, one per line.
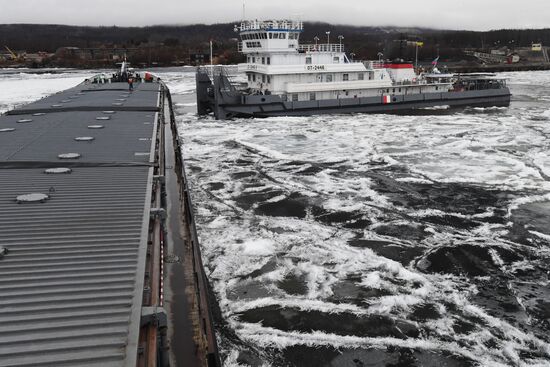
<box><xmin>384</xmin><ymin>63</ymin><xmax>414</xmax><ymax>69</ymax></box>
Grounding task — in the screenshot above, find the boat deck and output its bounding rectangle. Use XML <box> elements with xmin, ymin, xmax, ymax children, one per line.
<box><xmin>0</xmin><ymin>81</ymin><xmax>160</xmax><ymax>367</ymax></box>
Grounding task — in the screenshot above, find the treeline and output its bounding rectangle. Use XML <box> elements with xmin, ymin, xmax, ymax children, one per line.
<box><xmin>0</xmin><ymin>23</ymin><xmax>236</xmax><ymax>52</ymax></box>
<box><xmin>1</xmin><ymin>22</ymin><xmax>550</xmax><ymax>64</ymax></box>
<box><xmin>302</xmin><ymin>23</ymin><xmax>550</xmax><ymax>61</ymax></box>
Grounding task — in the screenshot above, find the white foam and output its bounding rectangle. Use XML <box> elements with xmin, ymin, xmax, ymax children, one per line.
<box><xmin>238</xmin><ymin>239</ymin><xmax>276</xmax><ymax>256</ymax></box>
<box><xmin>230</xmin><ymin>297</ymin><xmax>366</xmax><ymax>316</ymax></box>
<box><xmin>264</xmin><ymin>195</ymin><xmax>287</xmax><ymax>203</ymax></box>
<box><xmin>234</xmin><ymin>139</ymin><xmax>291</xmax><ymax>160</ymax></box>
<box><xmin>360</xmin><ymin>271</ymin><xmax>382</xmax><ymax>289</ymax></box>
<box><xmin>507</xmin><ymin>193</ymin><xmax>550</xmax><ymax>217</ymax></box>
<box><xmin>420</xmin><ymin>105</ymin><xmax>450</xmax><ymax>110</ymax></box>
<box><xmin>529</xmin><ymin>230</ymin><xmax>550</xmax><ymax>242</ymax></box>
<box><xmin>233</xmin><ymin>323</ymin><xmax>537</xmax><ymax>366</ymax></box>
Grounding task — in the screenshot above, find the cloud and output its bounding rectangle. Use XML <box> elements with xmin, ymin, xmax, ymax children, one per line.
<box><xmin>1</xmin><ymin>0</ymin><xmax>549</xmax><ymax>31</ymax></box>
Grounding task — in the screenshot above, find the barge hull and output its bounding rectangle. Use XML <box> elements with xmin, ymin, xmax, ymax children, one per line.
<box><xmin>0</xmin><ymin>79</ymin><xmax>220</xmax><ymax>367</ymax></box>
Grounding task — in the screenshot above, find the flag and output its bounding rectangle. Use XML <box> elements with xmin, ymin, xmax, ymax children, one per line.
<box><xmin>432</xmin><ymin>56</ymin><xmax>440</xmax><ymax>66</ymax></box>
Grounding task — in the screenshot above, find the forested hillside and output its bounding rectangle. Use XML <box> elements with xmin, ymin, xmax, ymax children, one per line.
<box><xmin>2</xmin><ymin>22</ymin><xmax>549</xmax><ymax>64</ymax></box>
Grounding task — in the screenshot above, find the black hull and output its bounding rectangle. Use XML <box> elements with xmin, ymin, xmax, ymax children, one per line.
<box><xmin>233</xmin><ymin>94</ymin><xmax>511</xmax><ymax>118</ymax></box>
<box><xmin>196</xmin><ymin>70</ymin><xmax>511</xmax><ymax>119</ymax></box>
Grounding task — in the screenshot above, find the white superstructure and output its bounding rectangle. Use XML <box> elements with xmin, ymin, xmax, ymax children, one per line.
<box><xmin>236</xmin><ymin>19</ymin><xmax>450</xmax><ymax>102</ymax></box>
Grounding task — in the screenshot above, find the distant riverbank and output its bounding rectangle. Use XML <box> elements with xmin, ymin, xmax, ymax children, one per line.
<box><xmin>3</xmin><ymin>63</ymin><xmax>550</xmax><ymax>75</ymax></box>
<box><xmin>446</xmin><ymin>63</ymin><xmax>550</xmax><ymax>73</ymax></box>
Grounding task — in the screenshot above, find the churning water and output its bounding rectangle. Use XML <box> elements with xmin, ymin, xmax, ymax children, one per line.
<box><xmin>165</xmin><ymin>70</ymin><xmax>550</xmax><ymax>367</ymax></box>
<box><xmin>3</xmin><ymin>68</ymin><xmax>550</xmax><ymax>366</ymax></box>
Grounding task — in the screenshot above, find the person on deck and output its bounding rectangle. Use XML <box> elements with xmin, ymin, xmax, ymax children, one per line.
<box><xmin>128</xmin><ymin>76</ymin><xmax>134</xmax><ymax>91</ymax></box>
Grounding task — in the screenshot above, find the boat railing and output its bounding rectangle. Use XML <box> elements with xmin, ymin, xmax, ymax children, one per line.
<box><xmin>210</xmin><ymin>66</ymin><xmax>244</xmax><ymax>94</ymax></box>
<box><xmin>453</xmin><ymin>77</ymin><xmax>507</xmax><ymax>91</ymax></box>
<box><xmin>240</xmin><ymin>20</ymin><xmax>303</xmax><ymax>32</ymax></box>
<box><xmin>298</xmin><ymin>44</ymin><xmax>344</xmax><ymax>53</ymax></box>
<box><xmin>363</xmin><ymin>60</ymin><xmax>385</xmax><ymax>69</ymax></box>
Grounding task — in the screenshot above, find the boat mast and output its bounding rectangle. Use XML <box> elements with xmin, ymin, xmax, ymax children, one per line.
<box><xmin>209</xmin><ymin>39</ymin><xmax>213</xmax><ymax>78</ymax></box>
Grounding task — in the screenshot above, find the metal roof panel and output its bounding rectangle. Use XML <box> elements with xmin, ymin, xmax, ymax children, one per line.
<box><xmin>0</xmin><ymin>80</ymin><xmax>161</xmax><ymax>366</ymax></box>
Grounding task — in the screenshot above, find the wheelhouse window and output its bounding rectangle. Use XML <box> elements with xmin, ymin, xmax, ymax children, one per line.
<box><xmin>268</xmin><ymin>33</ymin><xmax>273</xmax><ymax>39</ymax></box>
<box><xmin>267</xmin><ymin>57</ymin><xmax>271</xmax><ymax>65</ymax></box>
<box><xmin>252</xmin><ymin>74</ymin><xmax>256</xmax><ymax>82</ymax></box>
<box><xmin>305</xmin><ymin>56</ymin><xmax>312</xmax><ymax>64</ymax></box>
<box><xmin>262</xmin><ymin>57</ymin><xmax>265</xmax><ymax>64</ymax></box>
<box><xmin>358</xmin><ymin>73</ymin><xmax>364</xmax><ymax>80</ymax></box>
<box><xmin>309</xmin><ymin>93</ymin><xmax>316</xmax><ymax>101</ymax></box>
<box><xmin>333</xmin><ymin>56</ymin><xmax>340</xmax><ymax>63</ymax></box>
<box><xmin>267</xmin><ymin>75</ymin><xmax>271</xmax><ymax>83</ymax></box>
<box><xmin>292</xmin><ymin>94</ymin><xmax>298</xmax><ymax>101</ymax></box>
<box><xmin>262</xmin><ymin>75</ymin><xmax>266</xmax><ymax>83</ymax></box>
<box><xmin>343</xmin><ymin>73</ymin><xmax>349</xmax><ymax>81</ymax></box>
<box><xmin>247</xmin><ymin>74</ymin><xmax>251</xmax><ymax>81</ymax></box>
<box><xmin>326</xmin><ymin>74</ymin><xmax>333</xmax><ymax>82</ymax></box>
<box><xmin>279</xmin><ymin>33</ymin><xmax>286</xmax><ymax>39</ymax></box>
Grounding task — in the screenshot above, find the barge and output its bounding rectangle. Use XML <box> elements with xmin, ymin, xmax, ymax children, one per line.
<box><xmin>0</xmin><ymin>71</ymin><xmax>220</xmax><ymax>367</ymax></box>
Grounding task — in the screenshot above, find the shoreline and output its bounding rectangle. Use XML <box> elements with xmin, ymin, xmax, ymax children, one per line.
<box><xmin>445</xmin><ymin>63</ymin><xmax>550</xmax><ymax>73</ymax></box>
<box><xmin>2</xmin><ymin>63</ymin><xmax>550</xmax><ymax>74</ymax></box>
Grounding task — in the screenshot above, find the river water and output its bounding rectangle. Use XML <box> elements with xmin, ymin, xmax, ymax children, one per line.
<box><xmin>2</xmin><ymin>68</ymin><xmax>550</xmax><ymax>366</ymax></box>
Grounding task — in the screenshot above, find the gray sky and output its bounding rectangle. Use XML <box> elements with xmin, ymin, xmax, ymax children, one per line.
<box><xmin>1</xmin><ymin>0</ymin><xmax>549</xmax><ymax>31</ymax></box>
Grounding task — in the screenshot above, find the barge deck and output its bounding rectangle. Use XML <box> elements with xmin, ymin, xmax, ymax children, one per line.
<box><xmin>0</xmin><ymin>80</ymin><xmax>219</xmax><ymax>366</ymax></box>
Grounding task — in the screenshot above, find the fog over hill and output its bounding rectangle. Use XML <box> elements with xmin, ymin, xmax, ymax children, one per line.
<box><xmin>2</xmin><ymin>0</ymin><xmax>549</xmax><ymax>30</ymax></box>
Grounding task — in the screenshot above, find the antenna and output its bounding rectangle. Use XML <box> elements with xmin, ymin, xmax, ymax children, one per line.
<box><xmin>242</xmin><ymin>0</ymin><xmax>246</xmax><ymax>21</ymax></box>
<box><xmin>291</xmin><ymin>12</ymin><xmax>303</xmax><ymax>22</ymax></box>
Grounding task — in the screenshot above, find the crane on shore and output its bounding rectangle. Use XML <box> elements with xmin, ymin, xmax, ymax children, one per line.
<box><xmin>4</xmin><ymin>46</ymin><xmax>24</xmax><ymax>61</ymax></box>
